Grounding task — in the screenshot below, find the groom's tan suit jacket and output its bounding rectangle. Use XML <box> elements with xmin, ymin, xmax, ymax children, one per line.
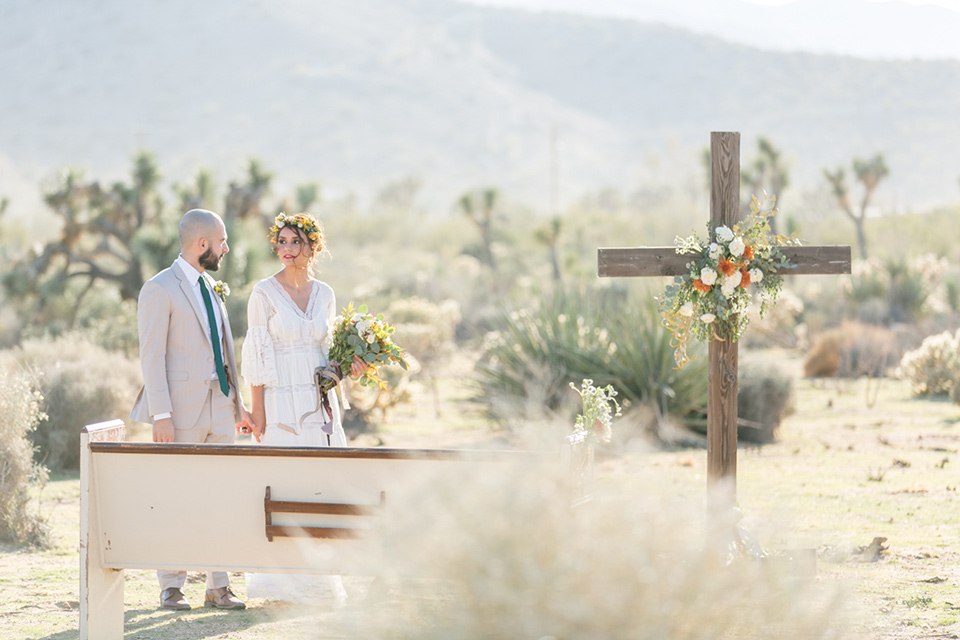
<box><xmin>130</xmin><ymin>261</ymin><xmax>243</xmax><ymax>430</ymax></box>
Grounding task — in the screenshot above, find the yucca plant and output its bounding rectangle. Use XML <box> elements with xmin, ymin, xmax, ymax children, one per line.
<box><xmin>474</xmin><ymin>287</ymin><xmax>708</xmax><ymax>436</ymax></box>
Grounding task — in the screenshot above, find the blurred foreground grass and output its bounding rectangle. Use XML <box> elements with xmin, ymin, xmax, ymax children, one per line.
<box><xmin>2</xmin><ymin>358</ymin><xmax>959</xmax><ymax>639</ymax></box>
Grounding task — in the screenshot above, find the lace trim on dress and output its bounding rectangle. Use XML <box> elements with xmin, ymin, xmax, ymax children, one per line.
<box><xmin>268</xmin><ymin>276</ymin><xmax>318</xmax><ymax>318</ymax></box>
<box><xmin>241</xmin><ymin>326</ymin><xmax>280</xmax><ymax>387</ymax></box>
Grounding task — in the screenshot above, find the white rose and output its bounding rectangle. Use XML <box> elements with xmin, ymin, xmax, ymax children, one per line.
<box><xmin>721</xmin><ymin>285</ymin><xmax>737</xmax><ymax>298</ymax></box>
<box><xmin>708</xmin><ymin>243</ymin><xmax>721</xmax><ymax>260</ymax></box>
<box><xmin>700</xmin><ymin>313</ymin><xmax>716</xmax><ymax>324</ymax></box>
<box><xmin>729</xmin><ymin>237</ymin><xmax>745</xmax><ymax>257</ymax></box>
<box><xmin>700</xmin><ymin>267</ymin><xmax>718</xmax><ymax>285</ymax></box>
<box><xmin>365</xmin><ymin>333</ymin><xmax>376</xmax><ymax>344</ymax></box>
<box><xmin>679</xmin><ymin>302</ymin><xmax>694</xmax><ymax>317</ymax></box>
<box><xmin>749</xmin><ymin>268</ymin><xmax>764</xmax><ymax>284</ymax></box>
<box><xmin>277</xmin><ymin>221</ymin><xmax>285</xmax><ymax>228</ymax></box>
<box><xmin>724</xmin><ymin>271</ymin><xmax>742</xmax><ymax>289</ymax></box>
<box><xmin>715</xmin><ymin>226</ymin><xmax>734</xmax><ymax>242</ymax></box>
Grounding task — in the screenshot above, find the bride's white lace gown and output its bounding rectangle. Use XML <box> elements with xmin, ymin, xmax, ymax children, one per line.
<box><xmin>241</xmin><ymin>276</ymin><xmax>348</xmax><ymax>605</ymax></box>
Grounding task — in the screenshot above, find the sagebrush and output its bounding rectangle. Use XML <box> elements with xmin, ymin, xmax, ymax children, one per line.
<box><xmin>0</xmin><ymin>363</ymin><xmax>50</xmax><ymax>548</ymax></box>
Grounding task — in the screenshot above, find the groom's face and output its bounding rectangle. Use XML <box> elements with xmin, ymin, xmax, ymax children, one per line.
<box><xmin>199</xmin><ymin>224</ymin><xmax>229</xmax><ymax>271</ymax></box>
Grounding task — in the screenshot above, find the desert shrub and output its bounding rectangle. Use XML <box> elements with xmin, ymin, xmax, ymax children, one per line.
<box><xmin>838</xmin><ymin>255</ymin><xmax>945</xmax><ymax>326</ymax></box>
<box><xmin>387</xmin><ymin>296</ymin><xmax>461</xmax><ymax>417</ymax></box>
<box><xmin>803</xmin><ymin>321</ymin><xmax>899</xmax><ymax>378</ymax></box>
<box><xmin>896</xmin><ymin>329</ymin><xmax>960</xmax><ymax>396</ymax></box>
<box><xmin>0</xmin><ymin>363</ymin><xmax>51</xmax><ymax>548</ymax></box>
<box><xmin>742</xmin><ymin>289</ymin><xmax>806</xmax><ymax>349</ymax></box>
<box><xmin>10</xmin><ymin>334</ymin><xmax>143</xmax><ymax>471</ymax></box>
<box><xmin>735</xmin><ymin>362</ymin><xmax>794</xmax><ymax>443</ymax></box>
<box><xmin>356</xmin><ymin>461</ymin><xmax>847</xmax><ymax>639</ymax></box>
<box><xmin>476</xmin><ymin>288</ymin><xmax>792</xmax><ymax>444</ymax></box>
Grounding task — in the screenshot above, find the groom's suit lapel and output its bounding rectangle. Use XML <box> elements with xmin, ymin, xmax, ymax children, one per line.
<box><xmin>173</xmin><ymin>261</ymin><xmax>214</xmax><ymax>342</ymax></box>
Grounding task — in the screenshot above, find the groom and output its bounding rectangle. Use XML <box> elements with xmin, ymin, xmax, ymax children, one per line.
<box><xmin>130</xmin><ymin>208</ymin><xmax>254</xmax><ymax>611</ymax></box>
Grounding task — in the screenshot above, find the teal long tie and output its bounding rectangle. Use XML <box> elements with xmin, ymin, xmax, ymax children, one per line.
<box><xmin>199</xmin><ymin>276</ymin><xmax>230</xmax><ymax>397</ymax></box>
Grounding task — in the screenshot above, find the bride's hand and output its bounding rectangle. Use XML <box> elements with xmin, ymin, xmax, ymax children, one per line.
<box><xmin>350</xmin><ymin>355</ymin><xmax>368</xmax><ymax>379</ymax></box>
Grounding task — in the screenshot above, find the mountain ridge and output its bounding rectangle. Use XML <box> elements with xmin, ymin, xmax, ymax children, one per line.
<box><xmin>1</xmin><ymin>0</ymin><xmax>959</xmax><ymax>216</ymax></box>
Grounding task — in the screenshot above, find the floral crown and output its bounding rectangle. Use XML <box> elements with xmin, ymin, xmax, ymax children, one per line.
<box><xmin>269</xmin><ymin>213</ymin><xmax>324</xmax><ymax>252</ymax></box>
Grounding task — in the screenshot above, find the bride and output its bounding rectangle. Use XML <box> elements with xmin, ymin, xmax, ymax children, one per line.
<box><xmin>241</xmin><ymin>212</ymin><xmax>365</xmax><ymax>605</ymax></box>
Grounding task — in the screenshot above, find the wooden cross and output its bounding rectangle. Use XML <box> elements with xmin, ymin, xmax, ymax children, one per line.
<box><xmin>598</xmin><ymin>132</ymin><xmax>851</xmax><ymax>503</ymax></box>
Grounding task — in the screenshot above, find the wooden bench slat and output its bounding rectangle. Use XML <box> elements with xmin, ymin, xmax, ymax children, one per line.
<box><xmin>266</xmin><ymin>500</ymin><xmax>382</xmax><ymax>516</ymax></box>
<box><xmin>264</xmin><ymin>525</ymin><xmax>370</xmax><ymax>539</ymax></box>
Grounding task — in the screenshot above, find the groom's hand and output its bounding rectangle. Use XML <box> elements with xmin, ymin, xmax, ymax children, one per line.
<box><xmin>153</xmin><ymin>418</ymin><xmax>175</xmax><ymax>443</ymax></box>
<box><xmin>236</xmin><ymin>408</ymin><xmax>255</xmax><ymax>436</ymax></box>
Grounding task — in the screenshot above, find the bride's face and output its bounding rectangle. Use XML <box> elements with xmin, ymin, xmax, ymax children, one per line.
<box><xmin>276</xmin><ymin>227</ymin><xmax>313</xmax><ymax>267</ymax></box>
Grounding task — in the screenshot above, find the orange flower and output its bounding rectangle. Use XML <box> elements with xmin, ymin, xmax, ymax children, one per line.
<box><xmin>692</xmin><ymin>278</ymin><xmax>712</xmax><ymax>293</ymax></box>
<box><xmin>742</xmin><ymin>245</ymin><xmax>754</xmax><ymax>260</ymax></box>
<box><xmin>718</xmin><ymin>258</ymin><xmax>737</xmax><ymax>276</ymax></box>
<box><xmin>739</xmin><ymin>268</ymin><xmax>751</xmax><ymax>288</ymax></box>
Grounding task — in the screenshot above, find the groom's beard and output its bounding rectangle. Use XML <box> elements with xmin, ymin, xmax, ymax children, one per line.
<box><xmin>199</xmin><ymin>247</ymin><xmax>223</xmax><ymax>271</ymax></box>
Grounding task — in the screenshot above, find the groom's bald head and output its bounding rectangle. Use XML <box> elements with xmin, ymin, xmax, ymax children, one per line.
<box><xmin>178</xmin><ymin>209</ymin><xmax>224</xmax><ymax>248</ymax></box>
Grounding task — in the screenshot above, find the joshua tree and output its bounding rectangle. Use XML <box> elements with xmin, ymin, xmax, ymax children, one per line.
<box><xmin>457</xmin><ymin>187</ymin><xmax>498</xmax><ymax>271</ymax></box>
<box><xmin>534</xmin><ymin>216</ymin><xmax>563</xmax><ymax>284</ymax></box>
<box><xmin>823</xmin><ymin>153</ymin><xmax>889</xmax><ymax>259</ymax></box>
<box><xmin>296</xmin><ymin>181</ymin><xmax>321</xmax><ymax>212</ymax></box>
<box><xmin>2</xmin><ymin>152</ymin><xmax>173</xmax><ymax>328</ymax></box>
<box><xmin>174</xmin><ymin>168</ymin><xmax>216</xmax><ymax>212</ymax></box>
<box><xmin>742</xmin><ymin>137</ymin><xmax>790</xmax><ymax>233</ymax></box>
<box><xmin>225</xmin><ymin>158</ymin><xmax>273</xmax><ymax>221</ymax></box>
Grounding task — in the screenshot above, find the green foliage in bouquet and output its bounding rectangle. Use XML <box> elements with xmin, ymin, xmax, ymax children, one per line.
<box><xmin>659</xmin><ymin>194</ymin><xmax>799</xmax><ymax>367</ymax></box>
<box><xmin>328</xmin><ymin>302</ymin><xmax>408</xmax><ymax>390</ymax></box>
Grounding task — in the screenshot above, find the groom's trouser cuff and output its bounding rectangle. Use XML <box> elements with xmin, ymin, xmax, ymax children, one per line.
<box><xmin>158</xmin><ymin>570</ymin><xmax>229</xmax><ymax>590</ymax></box>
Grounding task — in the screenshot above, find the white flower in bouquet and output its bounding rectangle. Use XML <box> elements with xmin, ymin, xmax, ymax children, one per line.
<box><xmin>679</xmin><ymin>302</ymin><xmax>694</xmax><ymax>317</ymax></box>
<box><xmin>715</xmin><ymin>225</ymin><xmax>734</xmax><ymax>242</ymax></box>
<box><xmin>700</xmin><ymin>267</ymin><xmax>718</xmax><ymax>286</ymax></box>
<box><xmin>729</xmin><ymin>237</ymin><xmax>745</xmax><ymax>257</ymax></box>
<box><xmin>723</xmin><ymin>270</ymin><xmax>742</xmax><ymax>289</ymax></box>
<box><xmin>708</xmin><ymin>242</ymin><xmax>721</xmax><ymax>260</ymax></box>
<box><xmin>749</xmin><ymin>267</ymin><xmax>764</xmax><ymax>284</ymax></box>
<box><xmin>700</xmin><ymin>313</ymin><xmax>716</xmax><ymax>324</ymax></box>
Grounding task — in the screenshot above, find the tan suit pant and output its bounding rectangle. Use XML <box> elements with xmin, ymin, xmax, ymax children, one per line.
<box><xmin>157</xmin><ymin>383</ymin><xmax>237</xmax><ymax>591</ymax></box>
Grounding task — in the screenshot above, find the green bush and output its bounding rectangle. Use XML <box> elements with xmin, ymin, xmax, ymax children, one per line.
<box><xmin>475</xmin><ymin>288</ymin><xmax>792</xmax><ymax>444</ymax></box>
<box><xmin>10</xmin><ymin>334</ymin><xmax>143</xmax><ymax>471</ymax></box>
<box><xmin>896</xmin><ymin>329</ymin><xmax>960</xmax><ymax>396</ymax></box>
<box><xmin>0</xmin><ymin>363</ymin><xmax>51</xmax><ymax>548</ymax></box>
<box><xmin>735</xmin><ymin>362</ymin><xmax>794</xmax><ymax>444</ymax></box>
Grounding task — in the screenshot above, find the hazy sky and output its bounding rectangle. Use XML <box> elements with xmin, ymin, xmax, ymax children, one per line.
<box><xmin>465</xmin><ymin>0</ymin><xmax>960</xmax><ymax>60</ymax></box>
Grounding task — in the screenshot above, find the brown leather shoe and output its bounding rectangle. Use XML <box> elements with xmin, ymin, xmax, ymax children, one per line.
<box><xmin>160</xmin><ymin>587</ymin><xmax>191</xmax><ymax>610</ymax></box>
<box><xmin>204</xmin><ymin>586</ymin><xmax>246</xmax><ymax>610</ymax></box>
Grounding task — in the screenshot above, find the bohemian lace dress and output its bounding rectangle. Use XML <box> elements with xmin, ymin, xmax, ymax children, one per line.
<box><xmin>241</xmin><ymin>275</ymin><xmax>348</xmax><ymax>605</ymax></box>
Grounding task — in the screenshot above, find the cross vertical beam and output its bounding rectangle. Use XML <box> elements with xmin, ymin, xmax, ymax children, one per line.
<box><xmin>597</xmin><ymin>131</ymin><xmax>851</xmax><ymax>510</ymax></box>
<box><xmin>708</xmin><ymin>132</ymin><xmax>740</xmax><ymax>500</ymax></box>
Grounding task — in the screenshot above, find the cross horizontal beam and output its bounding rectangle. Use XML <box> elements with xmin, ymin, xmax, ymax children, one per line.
<box><xmin>597</xmin><ymin>245</ymin><xmax>852</xmax><ymax>278</ymax></box>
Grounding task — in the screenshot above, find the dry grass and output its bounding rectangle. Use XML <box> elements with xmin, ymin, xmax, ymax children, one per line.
<box><xmin>2</xmin><ymin>350</ymin><xmax>960</xmax><ymax>639</ymax></box>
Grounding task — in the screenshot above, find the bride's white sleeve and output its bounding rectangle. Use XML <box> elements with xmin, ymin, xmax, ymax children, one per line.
<box><xmin>322</xmin><ymin>287</ymin><xmax>336</xmax><ymax>353</ymax></box>
<box><xmin>241</xmin><ymin>286</ymin><xmax>279</xmax><ymax>387</ymax></box>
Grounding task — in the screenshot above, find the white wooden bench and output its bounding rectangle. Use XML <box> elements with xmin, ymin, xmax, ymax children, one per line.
<box><xmin>80</xmin><ymin>419</ymin><xmax>583</xmax><ymax>639</ymax></box>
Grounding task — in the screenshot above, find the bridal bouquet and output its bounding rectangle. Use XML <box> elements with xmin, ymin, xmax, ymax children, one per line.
<box><xmin>659</xmin><ymin>194</ymin><xmax>799</xmax><ymax>367</ymax></box>
<box><xmin>322</xmin><ymin>303</ymin><xmax>408</xmax><ymax>392</ymax></box>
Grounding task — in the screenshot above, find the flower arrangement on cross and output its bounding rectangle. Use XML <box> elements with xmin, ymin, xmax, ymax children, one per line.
<box><xmin>658</xmin><ymin>194</ymin><xmax>799</xmax><ymax>367</ymax></box>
